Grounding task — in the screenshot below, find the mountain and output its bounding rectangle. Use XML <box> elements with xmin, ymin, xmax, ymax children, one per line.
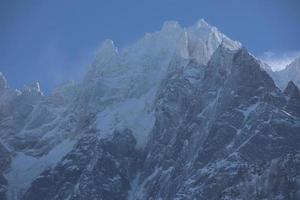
<box><xmin>271</xmin><ymin>57</ymin><xmax>300</xmax><ymax>89</ymax></box>
<box><xmin>1</xmin><ymin>19</ymin><xmax>300</xmax><ymax>200</ymax></box>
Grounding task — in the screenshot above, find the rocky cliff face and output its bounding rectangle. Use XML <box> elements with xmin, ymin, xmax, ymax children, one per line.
<box><xmin>23</xmin><ymin>129</ymin><xmax>142</xmax><ymax>200</ymax></box>
<box><xmin>0</xmin><ymin>20</ymin><xmax>300</xmax><ymax>200</ymax></box>
<box><xmin>133</xmin><ymin>46</ymin><xmax>300</xmax><ymax>200</ymax></box>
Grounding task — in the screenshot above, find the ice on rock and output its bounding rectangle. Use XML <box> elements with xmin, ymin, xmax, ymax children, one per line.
<box><xmin>5</xmin><ymin>139</ymin><xmax>76</xmax><ymax>200</ymax></box>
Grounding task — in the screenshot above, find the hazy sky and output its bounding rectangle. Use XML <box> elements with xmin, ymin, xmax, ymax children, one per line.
<box><xmin>1</xmin><ymin>0</ymin><xmax>300</xmax><ymax>92</ymax></box>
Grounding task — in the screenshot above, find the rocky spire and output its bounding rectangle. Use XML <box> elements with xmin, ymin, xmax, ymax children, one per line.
<box><xmin>284</xmin><ymin>81</ymin><xmax>300</xmax><ymax>116</ymax></box>
<box><xmin>284</xmin><ymin>81</ymin><xmax>299</xmax><ymax>97</ymax></box>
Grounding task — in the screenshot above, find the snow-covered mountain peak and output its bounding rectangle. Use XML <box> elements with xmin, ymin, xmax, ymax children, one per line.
<box><xmin>189</xmin><ymin>18</ymin><xmax>224</xmax><ymax>38</ymax></box>
<box><xmin>183</xmin><ymin>19</ymin><xmax>241</xmax><ymax>64</ymax></box>
<box><xmin>190</xmin><ymin>18</ymin><xmax>219</xmax><ymax>37</ymax></box>
<box><xmin>87</xmin><ymin>19</ymin><xmax>241</xmax><ymax>78</ymax></box>
<box><xmin>188</xmin><ymin>19</ymin><xmax>218</xmax><ymax>38</ymax></box>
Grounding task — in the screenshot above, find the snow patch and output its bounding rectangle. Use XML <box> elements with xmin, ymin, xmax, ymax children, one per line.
<box><xmin>127</xmin><ymin>173</ymin><xmax>140</xmax><ymax>200</ymax></box>
<box><xmin>238</xmin><ymin>102</ymin><xmax>260</xmax><ymax>120</ymax></box>
<box><xmin>96</xmin><ymin>89</ymin><xmax>156</xmax><ymax>147</ymax></box>
<box><xmin>127</xmin><ymin>168</ymin><xmax>161</xmax><ymax>200</ymax></box>
<box><xmin>5</xmin><ymin>139</ymin><xmax>76</xmax><ymax>200</ymax></box>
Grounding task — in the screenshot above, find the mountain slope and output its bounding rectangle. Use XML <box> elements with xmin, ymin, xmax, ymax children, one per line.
<box><xmin>134</xmin><ymin>45</ymin><xmax>300</xmax><ymax>199</ymax></box>
<box><xmin>0</xmin><ymin>20</ymin><xmax>300</xmax><ymax>200</ymax></box>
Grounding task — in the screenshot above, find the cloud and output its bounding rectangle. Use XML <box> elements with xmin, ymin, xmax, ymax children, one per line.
<box><xmin>259</xmin><ymin>51</ymin><xmax>300</xmax><ymax>71</ymax></box>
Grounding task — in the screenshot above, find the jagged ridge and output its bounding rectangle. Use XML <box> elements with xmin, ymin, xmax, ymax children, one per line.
<box><xmin>0</xmin><ymin>19</ymin><xmax>300</xmax><ymax>200</ymax></box>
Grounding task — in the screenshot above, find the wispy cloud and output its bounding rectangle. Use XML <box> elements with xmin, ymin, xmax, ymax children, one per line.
<box><xmin>35</xmin><ymin>42</ymin><xmax>96</xmax><ymax>92</ymax></box>
<box><xmin>259</xmin><ymin>51</ymin><xmax>300</xmax><ymax>71</ymax></box>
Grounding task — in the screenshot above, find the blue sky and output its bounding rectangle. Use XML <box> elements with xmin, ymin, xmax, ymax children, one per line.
<box><xmin>1</xmin><ymin>0</ymin><xmax>300</xmax><ymax>92</ymax></box>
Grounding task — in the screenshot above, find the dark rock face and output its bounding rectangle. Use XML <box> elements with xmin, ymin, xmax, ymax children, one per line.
<box><xmin>284</xmin><ymin>81</ymin><xmax>300</xmax><ymax>117</ymax></box>
<box><xmin>22</xmin><ymin>129</ymin><xmax>142</xmax><ymax>200</ymax></box>
<box><xmin>131</xmin><ymin>47</ymin><xmax>300</xmax><ymax>200</ymax></box>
